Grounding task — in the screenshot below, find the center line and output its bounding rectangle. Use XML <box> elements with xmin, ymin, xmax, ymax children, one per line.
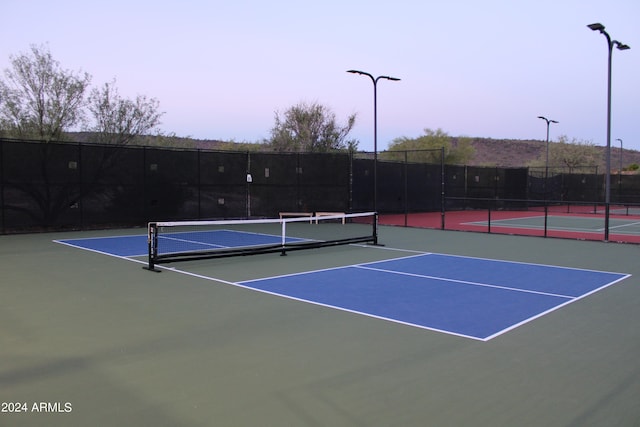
<box><xmin>355</xmin><ymin>265</ymin><xmax>574</xmax><ymax>299</ymax></box>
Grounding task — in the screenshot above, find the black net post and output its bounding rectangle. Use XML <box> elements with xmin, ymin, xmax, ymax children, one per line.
<box><xmin>373</xmin><ymin>213</ymin><xmax>379</xmax><ymax>245</ymax></box>
<box><xmin>144</xmin><ymin>222</ymin><xmax>161</xmax><ymax>272</ymax></box>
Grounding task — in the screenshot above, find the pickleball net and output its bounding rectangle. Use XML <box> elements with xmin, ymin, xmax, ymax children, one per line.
<box><xmin>144</xmin><ymin>212</ymin><xmax>378</xmax><ymax>271</ymax></box>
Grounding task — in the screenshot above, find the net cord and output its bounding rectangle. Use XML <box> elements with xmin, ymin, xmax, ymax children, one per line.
<box><xmin>153</xmin><ymin>211</ymin><xmax>375</xmax><ymax>228</ymax></box>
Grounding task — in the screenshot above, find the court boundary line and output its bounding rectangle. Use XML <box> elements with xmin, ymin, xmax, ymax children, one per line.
<box><xmin>234</xmin><ymin>251</ymin><xmax>629</xmax><ymax>341</ymax></box>
<box><xmin>239</xmin><ymin>252</ymin><xmax>430</xmax><ymax>285</ymax></box>
<box><xmin>53</xmin><ymin>238</ymin><xmax>488</xmax><ymax>340</ymax></box>
<box><xmin>482</xmin><ymin>273</ymin><xmax>631</xmax><ymax>340</ymax></box>
<box><xmin>55</xmin><ymin>236</ymin><xmax>629</xmax><ymax>282</ymax></box>
<box><xmin>609</xmin><ymin>220</ymin><xmax>640</xmax><ymax>231</ymax></box>
<box><xmin>173</xmin><ymin>259</ymin><xmax>630</xmax><ymax>342</ymax></box>
<box><xmin>54</xmin><ymin>239</ymin><xmax>150</xmax><ymax>259</ymax></box>
<box><xmin>236</xmin><ymin>250</ymin><xmax>630</xmax><ymax>340</ymax></box>
<box><xmin>161</xmin><ymin>265</ymin><xmax>487</xmax><ymax>341</ymax></box>
<box><xmin>463</xmin><ymin>215</ymin><xmax>640</xmax><ymax>236</ymax></box>
<box><xmin>354</xmin><ymin>264</ymin><xmax>575</xmax><ymax>299</ymax></box>
<box><xmin>464</xmin><ymin>218</ymin><xmax>601</xmax><ymax>233</ymax></box>
<box><xmin>428</xmin><ymin>251</ymin><xmax>629</xmax><ymax>276</ymax></box>
<box><xmin>52</xmin><ymin>235</ymin><xmax>631</xmax><ymax>342</ymax></box>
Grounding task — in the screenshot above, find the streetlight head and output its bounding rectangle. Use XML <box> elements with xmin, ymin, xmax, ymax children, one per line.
<box><xmin>538</xmin><ymin>116</ymin><xmax>558</xmax><ymax>124</ymax></box>
<box><xmin>616</xmin><ymin>42</ymin><xmax>630</xmax><ymax>50</ymax></box>
<box><xmin>588</xmin><ymin>23</ymin><xmax>605</xmax><ymax>32</ymax></box>
<box><xmin>347</xmin><ymin>69</ymin><xmax>364</xmax><ymax>75</ymax></box>
<box><xmin>382</xmin><ymin>76</ymin><xmax>401</xmax><ymax>81</ymax></box>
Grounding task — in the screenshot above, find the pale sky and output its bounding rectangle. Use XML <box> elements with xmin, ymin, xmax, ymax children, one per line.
<box><xmin>1</xmin><ymin>0</ymin><xmax>638</xmax><ymax>152</ymax></box>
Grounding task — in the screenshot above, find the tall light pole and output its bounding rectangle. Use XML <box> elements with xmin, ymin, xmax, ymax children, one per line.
<box><xmin>537</xmin><ymin>116</ymin><xmax>558</xmax><ymax>198</ymax></box>
<box><xmin>616</xmin><ymin>138</ymin><xmax>623</xmax><ymax>182</ymax></box>
<box><xmin>588</xmin><ymin>23</ymin><xmax>630</xmax><ymax>241</ymax></box>
<box><xmin>347</xmin><ymin>70</ymin><xmax>400</xmax><ymax>215</ymax></box>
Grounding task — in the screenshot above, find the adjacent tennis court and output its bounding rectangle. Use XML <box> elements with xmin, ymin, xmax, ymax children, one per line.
<box><xmin>382</xmin><ymin>208</ymin><xmax>640</xmax><ymax>243</ymax></box>
<box><xmin>464</xmin><ymin>214</ymin><xmax>640</xmax><ymax>236</ymax></box>
<box><xmin>2</xmin><ymin>221</ymin><xmax>639</xmax><ymax>426</ymax></box>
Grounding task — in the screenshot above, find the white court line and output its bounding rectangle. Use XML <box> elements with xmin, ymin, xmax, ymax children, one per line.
<box><xmin>53</xmin><ymin>239</ymin><xmax>149</xmax><ymax>261</ymax></box>
<box><xmin>53</xmin><ymin>237</ymin><xmax>631</xmax><ymax>341</ymax></box>
<box><xmin>464</xmin><ymin>215</ymin><xmax>640</xmax><ymax>236</ymax></box>
<box><xmin>608</xmin><ymin>220</ymin><xmax>640</xmax><ymax>231</ymax></box>
<box><xmin>156</xmin><ymin>265</ymin><xmax>487</xmax><ymax>342</ymax></box>
<box><xmin>159</xmin><ymin>235</ymin><xmax>227</xmax><ymax>249</ymax></box>
<box><xmin>354</xmin><ymin>264</ymin><xmax>575</xmax><ymax>299</ymax></box>
<box><xmin>483</xmin><ymin>273</ymin><xmax>631</xmax><ymax>341</ymax></box>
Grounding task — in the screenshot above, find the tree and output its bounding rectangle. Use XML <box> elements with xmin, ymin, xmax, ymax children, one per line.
<box><xmin>0</xmin><ymin>44</ymin><xmax>91</xmax><ymax>141</ymax></box>
<box><xmin>528</xmin><ymin>135</ymin><xmax>600</xmax><ymax>173</ymax></box>
<box><xmin>85</xmin><ymin>80</ymin><xmax>163</xmax><ymax>145</ymax></box>
<box><xmin>268</xmin><ymin>101</ymin><xmax>358</xmax><ymax>152</ymax></box>
<box><xmin>385</xmin><ymin>128</ymin><xmax>475</xmax><ymax>164</ymax></box>
<box><xmin>0</xmin><ymin>46</ymin><xmax>164</xmax><ymax>227</ymax></box>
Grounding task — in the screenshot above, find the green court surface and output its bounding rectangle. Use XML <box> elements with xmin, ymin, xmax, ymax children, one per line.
<box><xmin>1</xmin><ymin>226</ymin><xmax>639</xmax><ymax>426</ymax></box>
<box><xmin>468</xmin><ymin>214</ymin><xmax>640</xmax><ymax>236</ymax></box>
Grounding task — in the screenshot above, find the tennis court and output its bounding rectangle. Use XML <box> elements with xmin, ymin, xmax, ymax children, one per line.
<box><xmin>464</xmin><ymin>214</ymin><xmax>640</xmax><ymax>237</ymax></box>
<box><xmin>2</xmin><ymin>220</ymin><xmax>640</xmax><ymax>426</ymax></box>
<box><xmin>382</xmin><ymin>208</ymin><xmax>640</xmax><ymax>243</ymax></box>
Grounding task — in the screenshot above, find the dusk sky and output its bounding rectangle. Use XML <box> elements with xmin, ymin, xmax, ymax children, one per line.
<box><xmin>1</xmin><ymin>0</ymin><xmax>638</xmax><ymax>152</ymax></box>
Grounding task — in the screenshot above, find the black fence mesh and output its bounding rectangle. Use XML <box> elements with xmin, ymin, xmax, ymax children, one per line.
<box><xmin>2</xmin><ymin>138</ymin><xmax>640</xmax><ymax>235</ymax></box>
<box><xmin>80</xmin><ymin>144</ymin><xmax>145</xmax><ymax>226</ymax></box>
<box><xmin>351</xmin><ymin>157</ymin><xmax>374</xmax><ymax>212</ymax></box>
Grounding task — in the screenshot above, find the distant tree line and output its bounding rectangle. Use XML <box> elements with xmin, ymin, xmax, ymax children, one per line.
<box><xmin>526</xmin><ymin>135</ymin><xmax>601</xmax><ymax>173</ymax></box>
<box><xmin>0</xmin><ymin>45</ymin><xmax>607</xmax><ymax>170</ymax></box>
<box><xmin>383</xmin><ymin>128</ymin><xmax>475</xmax><ymax>164</ymax></box>
<box><xmin>0</xmin><ymin>44</ymin><xmax>163</xmax><ymax>144</ymax></box>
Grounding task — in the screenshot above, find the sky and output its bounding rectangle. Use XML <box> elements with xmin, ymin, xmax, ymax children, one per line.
<box><xmin>1</xmin><ymin>0</ymin><xmax>638</xmax><ymax>152</ymax></box>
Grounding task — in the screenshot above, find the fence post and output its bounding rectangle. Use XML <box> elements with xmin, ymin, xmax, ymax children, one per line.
<box><xmin>404</xmin><ymin>150</ymin><xmax>408</xmax><ymax>227</ymax></box>
<box><xmin>440</xmin><ymin>147</ymin><xmax>445</xmax><ymax>230</ymax></box>
<box><xmin>544</xmin><ymin>202</ymin><xmax>548</xmax><ymax>238</ymax></box>
<box><xmin>0</xmin><ymin>139</ymin><xmax>4</xmax><ymax>234</ymax></box>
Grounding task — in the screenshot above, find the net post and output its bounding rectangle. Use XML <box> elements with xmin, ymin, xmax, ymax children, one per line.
<box><xmin>143</xmin><ymin>222</ymin><xmax>162</xmax><ymax>272</ymax></box>
<box><xmin>373</xmin><ymin>212</ymin><xmax>379</xmax><ymax>245</ymax></box>
<box><xmin>370</xmin><ymin>212</ymin><xmax>383</xmax><ymax>246</ymax></box>
<box><xmin>280</xmin><ymin>218</ymin><xmax>287</xmax><ymax>256</ymax></box>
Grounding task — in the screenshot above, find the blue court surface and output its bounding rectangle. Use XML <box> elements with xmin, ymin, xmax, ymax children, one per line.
<box><xmin>56</xmin><ymin>233</ymin><xmax>630</xmax><ymax>341</ymax></box>
<box><xmin>56</xmin><ymin>230</ymin><xmax>302</xmax><ymax>258</ymax></box>
<box><xmin>238</xmin><ymin>254</ymin><xmax>628</xmax><ymax>340</ymax></box>
<box><xmin>57</xmin><ymin>234</ymin><xmax>149</xmax><ymax>257</ymax></box>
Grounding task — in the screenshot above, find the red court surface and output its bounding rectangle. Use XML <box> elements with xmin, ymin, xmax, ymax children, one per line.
<box><xmin>379</xmin><ymin>210</ymin><xmax>640</xmax><ymax>244</ymax></box>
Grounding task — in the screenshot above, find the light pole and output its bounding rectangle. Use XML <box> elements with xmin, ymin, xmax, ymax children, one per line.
<box><xmin>537</xmin><ymin>116</ymin><xmax>558</xmax><ymax>198</ymax></box>
<box><xmin>616</xmin><ymin>138</ymin><xmax>623</xmax><ymax>182</ymax></box>
<box><xmin>588</xmin><ymin>23</ymin><xmax>630</xmax><ymax>241</ymax></box>
<box><xmin>347</xmin><ymin>70</ymin><xmax>400</xmax><ymax>215</ymax></box>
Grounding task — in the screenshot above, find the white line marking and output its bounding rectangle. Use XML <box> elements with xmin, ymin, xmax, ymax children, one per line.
<box><xmin>354</xmin><ymin>265</ymin><xmax>575</xmax><ymax>299</ymax></box>
<box><xmin>53</xmin><ymin>237</ymin><xmax>631</xmax><ymax>341</ymax></box>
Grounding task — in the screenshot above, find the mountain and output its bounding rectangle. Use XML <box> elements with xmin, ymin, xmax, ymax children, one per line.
<box><xmin>452</xmin><ymin>137</ymin><xmax>640</xmax><ymax>171</ymax></box>
<box><xmin>66</xmin><ymin>132</ymin><xmax>640</xmax><ymax>171</ymax></box>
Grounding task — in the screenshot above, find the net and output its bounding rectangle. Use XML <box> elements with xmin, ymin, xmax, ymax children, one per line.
<box><xmin>144</xmin><ymin>212</ymin><xmax>378</xmax><ymax>271</ymax></box>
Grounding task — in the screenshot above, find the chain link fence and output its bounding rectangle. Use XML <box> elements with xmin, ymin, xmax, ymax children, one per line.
<box><xmin>2</xmin><ymin>138</ymin><xmax>639</xmax><ymax>234</ymax></box>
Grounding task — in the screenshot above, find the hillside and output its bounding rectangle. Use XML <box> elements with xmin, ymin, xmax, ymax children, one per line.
<box><xmin>66</xmin><ymin>132</ymin><xmax>640</xmax><ymax>171</ymax></box>
<box><xmin>453</xmin><ymin>137</ymin><xmax>640</xmax><ymax>170</ymax></box>
<box><xmin>459</xmin><ymin>138</ymin><xmax>545</xmax><ymax>167</ymax></box>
